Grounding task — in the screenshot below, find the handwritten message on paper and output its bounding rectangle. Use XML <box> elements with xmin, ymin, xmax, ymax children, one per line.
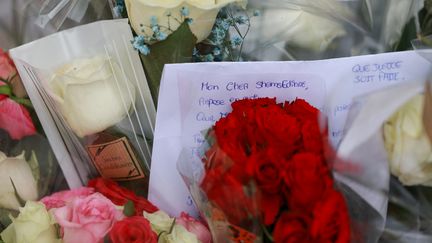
<box><xmin>177</xmin><ymin>72</ymin><xmax>326</xmax><ymax>157</ymax></box>
<box><xmin>352</xmin><ymin>60</ymin><xmax>404</xmax><ymax>84</ymax></box>
<box><xmin>328</xmin><ymin>60</ymin><xmax>407</xmax><ymax>146</ymax></box>
<box><xmin>149</xmin><ymin>51</ymin><xmax>432</xmax><ymax>218</ymax></box>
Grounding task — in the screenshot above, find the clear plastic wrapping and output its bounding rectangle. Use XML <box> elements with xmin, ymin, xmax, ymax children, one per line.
<box><xmin>177</xmin><ymin>98</ymin><xmax>375</xmax><ymax>242</ymax></box>
<box><xmin>0</xmin><ymin>0</ymin><xmax>112</xmax><ymax>49</ymax></box>
<box><xmin>242</xmin><ymin>0</ymin><xmax>424</xmax><ymax>61</ymax></box>
<box><xmin>0</xmin><ymin>49</ymin><xmax>68</xmax><ymax>232</ymax></box>
<box><xmin>9</xmin><ymin>20</ymin><xmax>156</xmax><ymax>196</ymax></box>
<box><xmin>335</xmin><ymin>79</ymin><xmax>432</xmax><ymax>242</ymax></box>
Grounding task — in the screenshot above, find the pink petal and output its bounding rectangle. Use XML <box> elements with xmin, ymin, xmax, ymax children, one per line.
<box><xmin>0</xmin><ymin>50</ymin><xmax>16</xmax><ymax>80</ymax></box>
<box><xmin>0</xmin><ymin>98</ymin><xmax>36</xmax><ymax>140</ymax></box>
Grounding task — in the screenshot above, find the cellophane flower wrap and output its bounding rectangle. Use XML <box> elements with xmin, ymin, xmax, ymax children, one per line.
<box><xmin>178</xmin><ymin>97</ymin><xmax>352</xmax><ymax>242</ymax></box>
<box><xmin>10</xmin><ymin>20</ymin><xmax>156</xmax><ymax>197</ymax></box>
<box><xmin>335</xmin><ymin>79</ymin><xmax>432</xmax><ymax>242</ymax></box>
<box><xmin>0</xmin><ymin>49</ymin><xmax>68</xmax><ymax>233</ymax></box>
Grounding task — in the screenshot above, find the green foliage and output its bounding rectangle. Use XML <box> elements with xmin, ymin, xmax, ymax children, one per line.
<box><xmin>140</xmin><ymin>22</ymin><xmax>197</xmax><ymax>105</ymax></box>
<box><xmin>123</xmin><ymin>200</ymin><xmax>136</xmax><ymax>217</ymax></box>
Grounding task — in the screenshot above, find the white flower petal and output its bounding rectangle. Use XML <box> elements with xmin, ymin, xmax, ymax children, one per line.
<box><xmin>50</xmin><ymin>57</ymin><xmax>135</xmax><ymax>137</ymax></box>
<box><xmin>0</xmin><ymin>152</ymin><xmax>38</xmax><ymax>210</ymax></box>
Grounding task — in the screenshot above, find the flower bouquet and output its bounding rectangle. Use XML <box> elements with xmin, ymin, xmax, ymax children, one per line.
<box><xmin>0</xmin><ymin>49</ymin><xmax>68</xmax><ymax>233</ymax></box>
<box><xmin>333</xmin><ymin>79</ymin><xmax>432</xmax><ymax>242</ymax></box>
<box><xmin>0</xmin><ymin>177</ymin><xmax>211</xmax><ymax>243</ymax></box>
<box><xmin>178</xmin><ymin>97</ymin><xmax>357</xmax><ymax>242</ymax></box>
<box><xmin>110</xmin><ymin>0</ymin><xmax>423</xmax><ymax>105</ymax></box>
<box><xmin>10</xmin><ymin>20</ymin><xmax>156</xmax><ymax>196</ymax></box>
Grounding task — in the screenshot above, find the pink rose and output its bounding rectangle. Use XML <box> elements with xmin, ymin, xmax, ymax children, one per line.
<box><xmin>40</xmin><ymin>187</ymin><xmax>95</xmax><ymax>210</ymax></box>
<box><xmin>54</xmin><ymin>192</ymin><xmax>124</xmax><ymax>243</ymax></box>
<box><xmin>0</xmin><ymin>94</ymin><xmax>36</xmax><ymax>140</ymax></box>
<box><xmin>177</xmin><ymin>212</ymin><xmax>212</xmax><ymax>243</ymax></box>
<box><xmin>0</xmin><ymin>49</ymin><xmax>16</xmax><ymax>80</ymax></box>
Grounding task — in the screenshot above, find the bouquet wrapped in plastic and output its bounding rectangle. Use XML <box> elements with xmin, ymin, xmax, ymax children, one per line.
<box><xmin>111</xmin><ymin>0</ymin><xmax>424</xmax><ymax>103</ymax></box>
<box><xmin>0</xmin><ymin>48</ymin><xmax>68</xmax><ymax>233</ymax></box>
<box><xmin>178</xmin><ymin>97</ymin><xmax>375</xmax><ymax>242</ymax></box>
<box><xmin>333</xmin><ymin>77</ymin><xmax>432</xmax><ymax>242</ymax></box>
<box><xmin>9</xmin><ymin>20</ymin><xmax>156</xmax><ymax>196</ymax></box>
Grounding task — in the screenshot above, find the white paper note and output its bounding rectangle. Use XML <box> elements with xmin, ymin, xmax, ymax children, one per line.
<box><xmin>150</xmin><ymin>51</ymin><xmax>431</xmax><ymax>218</ymax></box>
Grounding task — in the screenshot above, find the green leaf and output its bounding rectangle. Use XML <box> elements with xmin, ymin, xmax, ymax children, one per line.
<box><xmin>54</xmin><ymin>223</ymin><xmax>61</xmax><ymax>239</ymax></box>
<box><xmin>140</xmin><ymin>21</ymin><xmax>197</xmax><ymax>105</ymax></box>
<box><xmin>0</xmin><ymin>208</ymin><xmax>18</xmax><ymax>232</ymax></box>
<box><xmin>10</xmin><ymin>97</ymin><xmax>33</xmax><ymax>109</ymax></box>
<box><xmin>123</xmin><ymin>200</ymin><xmax>135</xmax><ymax>217</ymax></box>
<box><xmin>362</xmin><ymin>0</ymin><xmax>374</xmax><ymax>29</ymax></box>
<box><xmin>0</xmin><ymin>85</ymin><xmax>12</xmax><ymax>97</ymax></box>
<box><xmin>104</xmin><ymin>235</ymin><xmax>111</xmax><ymax>243</ymax></box>
<box><xmin>9</xmin><ymin>178</ymin><xmax>26</xmax><ymax>207</ymax></box>
<box><xmin>426</xmin><ymin>0</ymin><xmax>432</xmax><ymax>13</ymax></box>
<box><xmin>394</xmin><ymin>17</ymin><xmax>418</xmax><ymax>51</ymax></box>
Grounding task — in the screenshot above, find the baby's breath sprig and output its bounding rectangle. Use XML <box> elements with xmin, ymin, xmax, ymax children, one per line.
<box><xmin>112</xmin><ymin>0</ymin><xmax>126</xmax><ymax>18</ymax></box>
<box><xmin>131</xmin><ymin>7</ymin><xmax>194</xmax><ymax>55</ymax></box>
<box><xmin>193</xmin><ymin>7</ymin><xmax>259</xmax><ymax>62</ymax></box>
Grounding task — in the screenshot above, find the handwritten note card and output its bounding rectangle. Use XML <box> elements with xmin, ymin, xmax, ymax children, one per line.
<box><xmin>149</xmin><ymin>51</ymin><xmax>431</xmax><ymax>217</ymax></box>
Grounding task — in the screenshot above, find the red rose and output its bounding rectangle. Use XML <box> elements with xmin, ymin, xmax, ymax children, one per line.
<box><xmin>214</xmin><ymin>112</ymin><xmax>249</xmax><ymax>164</ymax></box>
<box><xmin>109</xmin><ymin>216</ymin><xmax>157</xmax><ymax>243</ymax></box>
<box><xmin>201</xmin><ymin>166</ymin><xmax>257</xmax><ymax>226</ymax></box>
<box><xmin>246</xmin><ymin>150</ymin><xmax>284</xmax><ymax>225</ymax></box>
<box><xmin>300</xmin><ymin>120</ymin><xmax>323</xmax><ymax>154</ymax></box>
<box><xmin>284</xmin><ymin>99</ymin><xmax>319</xmax><ymax>122</ymax></box>
<box><xmin>231</xmin><ymin>97</ymin><xmax>277</xmax><ymax>112</ymax></box>
<box><xmin>254</xmin><ymin>105</ymin><xmax>301</xmax><ymax>156</ymax></box>
<box><xmin>88</xmin><ymin>178</ymin><xmax>158</xmax><ymax>215</ymax></box>
<box><xmin>214</xmin><ymin>98</ymin><xmax>280</xmax><ymax>163</ymax></box>
<box><xmin>310</xmin><ymin>190</ymin><xmax>350</xmax><ymax>243</ymax></box>
<box><xmin>273</xmin><ymin>212</ymin><xmax>314</xmax><ymax>243</ymax></box>
<box><xmin>283</xmin><ymin>153</ymin><xmax>333</xmax><ymax>211</ymax></box>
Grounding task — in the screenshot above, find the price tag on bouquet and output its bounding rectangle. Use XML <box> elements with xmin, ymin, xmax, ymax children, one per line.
<box><xmin>150</xmin><ymin>51</ymin><xmax>432</xmax><ymax>218</ymax></box>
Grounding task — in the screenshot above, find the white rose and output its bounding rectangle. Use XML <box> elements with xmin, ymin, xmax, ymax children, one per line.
<box><xmin>48</xmin><ymin>56</ymin><xmax>136</xmax><ymax>137</ymax></box>
<box><xmin>1</xmin><ymin>201</ymin><xmax>60</xmax><ymax>243</ymax></box>
<box><xmin>143</xmin><ymin>210</ymin><xmax>174</xmax><ymax>234</ymax></box>
<box><xmin>384</xmin><ymin>94</ymin><xmax>432</xmax><ymax>186</ymax></box>
<box><xmin>125</xmin><ymin>0</ymin><xmax>247</xmax><ymax>43</ymax></box>
<box><xmin>144</xmin><ymin>210</ymin><xmax>199</xmax><ymax>243</ymax></box>
<box><xmin>246</xmin><ymin>2</ymin><xmax>347</xmax><ymax>53</ymax></box>
<box><xmin>0</xmin><ymin>151</ymin><xmax>38</xmax><ymax>210</ymax></box>
<box><xmin>161</xmin><ymin>224</ymin><xmax>199</xmax><ymax>243</ymax></box>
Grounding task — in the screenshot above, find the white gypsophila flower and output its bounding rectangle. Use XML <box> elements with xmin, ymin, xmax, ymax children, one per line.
<box><xmin>0</xmin><ymin>151</ymin><xmax>38</xmax><ymax>210</ymax></box>
<box><xmin>384</xmin><ymin>94</ymin><xmax>432</xmax><ymax>186</ymax></box>
<box><xmin>48</xmin><ymin>56</ymin><xmax>136</xmax><ymax>137</ymax></box>
<box><xmin>124</xmin><ymin>0</ymin><xmax>247</xmax><ymax>43</ymax></box>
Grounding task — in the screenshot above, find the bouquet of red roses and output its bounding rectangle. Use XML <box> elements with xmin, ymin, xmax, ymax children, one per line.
<box><xmin>179</xmin><ymin>97</ymin><xmax>351</xmax><ymax>242</ymax></box>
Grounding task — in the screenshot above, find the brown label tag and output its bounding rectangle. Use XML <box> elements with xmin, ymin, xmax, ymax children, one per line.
<box><xmin>86</xmin><ymin>137</ymin><xmax>145</xmax><ymax>181</ymax></box>
<box><xmin>424</xmin><ymin>82</ymin><xmax>432</xmax><ymax>143</ymax></box>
